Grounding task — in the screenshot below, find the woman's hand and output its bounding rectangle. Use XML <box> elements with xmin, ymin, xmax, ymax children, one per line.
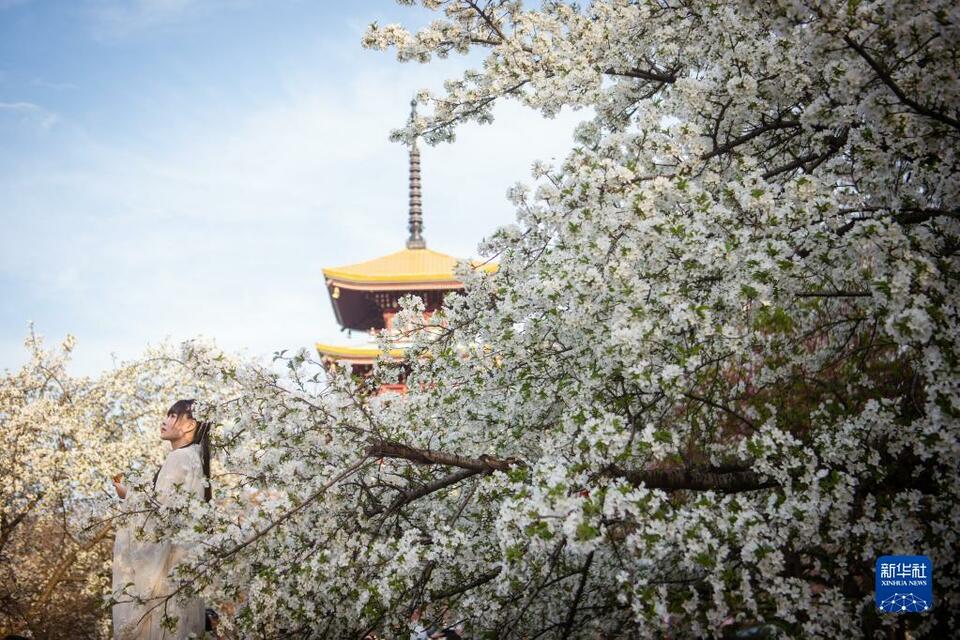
<box><xmin>113</xmin><ymin>474</ymin><xmax>127</xmax><ymax>499</ymax></box>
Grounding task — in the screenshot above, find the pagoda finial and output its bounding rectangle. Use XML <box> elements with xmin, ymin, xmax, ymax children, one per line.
<box><xmin>406</xmin><ymin>99</ymin><xmax>426</xmax><ymax>250</ymax></box>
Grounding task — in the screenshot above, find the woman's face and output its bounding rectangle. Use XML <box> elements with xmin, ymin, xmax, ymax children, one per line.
<box><xmin>160</xmin><ymin>411</ymin><xmax>196</xmax><ymax>442</ymax></box>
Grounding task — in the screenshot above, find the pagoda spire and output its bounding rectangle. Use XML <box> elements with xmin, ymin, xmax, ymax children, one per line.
<box><xmin>406</xmin><ymin>99</ymin><xmax>426</xmax><ymax>250</ymax></box>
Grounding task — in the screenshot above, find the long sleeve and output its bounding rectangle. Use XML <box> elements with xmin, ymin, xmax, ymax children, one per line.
<box><xmin>113</xmin><ymin>445</ymin><xmax>206</xmax><ymax>640</ymax></box>
<box><xmin>133</xmin><ymin>448</ymin><xmax>202</xmax><ymax>595</ymax></box>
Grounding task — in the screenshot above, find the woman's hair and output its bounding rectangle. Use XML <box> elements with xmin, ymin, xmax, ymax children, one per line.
<box><xmin>167</xmin><ymin>399</ymin><xmax>212</xmax><ymax>502</ymax></box>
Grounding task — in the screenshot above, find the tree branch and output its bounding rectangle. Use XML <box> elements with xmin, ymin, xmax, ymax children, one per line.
<box><xmin>604</xmin><ymin>67</ymin><xmax>678</xmax><ymax>84</ymax></box>
<box><xmin>682</xmin><ymin>392</ymin><xmax>756</xmax><ymax>430</ymax></box>
<box><xmin>561</xmin><ymin>551</ymin><xmax>594</xmax><ymax>640</ymax></box>
<box><xmin>28</xmin><ymin>521</ymin><xmax>113</xmax><ymax>619</ymax></box>
<box><xmin>0</xmin><ymin>493</ymin><xmax>43</xmax><ymax>554</ymax></box>
<box><xmin>465</xmin><ymin>0</ymin><xmax>507</xmax><ymax>43</ymax></box>
<box><xmin>217</xmin><ymin>456</ymin><xmax>371</xmax><ymax>561</ymax></box>
<box><xmin>366</xmin><ymin>441</ymin><xmax>519</xmax><ymax>473</ymax></box>
<box><xmin>702</xmin><ymin>119</ymin><xmax>801</xmax><ymax>160</ymax></box>
<box><xmin>367</xmin><ymin>440</ymin><xmax>775</xmax><ymax>493</ymax></box>
<box><xmin>605</xmin><ymin>464</ymin><xmax>775</xmax><ymax>493</ymax></box>
<box><xmin>795</xmin><ymin>290</ymin><xmax>871</xmax><ymax>298</ymax></box>
<box><xmin>844</xmin><ymin>35</ymin><xmax>960</xmax><ymax>131</ymax></box>
<box><xmin>428</xmin><ymin>567</ymin><xmax>502</xmax><ymax>603</ymax></box>
<box><xmin>371</xmin><ymin>468</ymin><xmax>481</xmax><ymax>517</ymax></box>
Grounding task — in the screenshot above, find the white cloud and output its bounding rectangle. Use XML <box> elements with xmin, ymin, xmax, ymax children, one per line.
<box><xmin>1</xmin><ymin>48</ymin><xmax>587</xmax><ymax>378</ymax></box>
<box><xmin>0</xmin><ymin>101</ymin><xmax>60</xmax><ymax>129</ymax></box>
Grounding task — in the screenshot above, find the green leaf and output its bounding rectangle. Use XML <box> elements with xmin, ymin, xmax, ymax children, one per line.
<box><xmin>576</xmin><ymin>522</ymin><xmax>600</xmax><ymax>541</ymax></box>
<box><xmin>525</xmin><ymin>520</ymin><xmax>554</xmax><ymax>540</ymax></box>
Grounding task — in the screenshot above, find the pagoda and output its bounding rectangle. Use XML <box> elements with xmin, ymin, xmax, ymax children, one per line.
<box><xmin>316</xmin><ymin>102</ymin><xmax>495</xmax><ymax>390</ymax></box>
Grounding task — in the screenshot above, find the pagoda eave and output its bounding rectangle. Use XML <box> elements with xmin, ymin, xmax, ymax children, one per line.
<box><xmin>325</xmin><ymin>277</ymin><xmax>465</xmax><ymax>292</ymax></box>
<box><xmin>315</xmin><ymin>342</ymin><xmax>406</xmax><ymax>366</ymax></box>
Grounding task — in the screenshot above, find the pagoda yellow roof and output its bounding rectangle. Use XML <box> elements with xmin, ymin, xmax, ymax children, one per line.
<box><xmin>315</xmin><ymin>342</ymin><xmax>406</xmax><ymax>361</ymax></box>
<box><xmin>323</xmin><ymin>248</ymin><xmax>497</xmax><ymax>286</ymax></box>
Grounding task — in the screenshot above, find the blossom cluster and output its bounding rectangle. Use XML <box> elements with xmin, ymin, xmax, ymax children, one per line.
<box><xmin>5</xmin><ymin>1</ymin><xmax>959</xmax><ymax>638</ymax></box>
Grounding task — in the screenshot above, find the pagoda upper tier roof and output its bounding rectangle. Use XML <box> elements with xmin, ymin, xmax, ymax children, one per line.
<box><xmin>323</xmin><ymin>247</ymin><xmax>497</xmax><ymax>291</ymax></box>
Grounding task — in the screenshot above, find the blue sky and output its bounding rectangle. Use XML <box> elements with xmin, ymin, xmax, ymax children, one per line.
<box><xmin>0</xmin><ymin>0</ymin><xmax>582</xmax><ymax>377</ymax></box>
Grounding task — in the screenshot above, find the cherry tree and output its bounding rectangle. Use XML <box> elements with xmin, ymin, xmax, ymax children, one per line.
<box><xmin>0</xmin><ymin>326</ymin><xmax>236</xmax><ymax>638</ymax></box>
<box><xmin>139</xmin><ymin>1</ymin><xmax>957</xmax><ymax>638</ymax></box>
<box><xmin>14</xmin><ymin>1</ymin><xmax>958</xmax><ymax>638</ymax></box>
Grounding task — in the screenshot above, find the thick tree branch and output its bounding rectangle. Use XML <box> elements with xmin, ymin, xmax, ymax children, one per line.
<box><xmin>367</xmin><ymin>440</ymin><xmax>775</xmax><ymax>493</ymax></box>
<box><xmin>605</xmin><ymin>464</ymin><xmax>775</xmax><ymax>493</ymax></box>
<box><xmin>366</xmin><ymin>441</ymin><xmax>518</xmax><ymax>473</ymax></box>
<box><xmin>604</xmin><ymin>66</ymin><xmax>678</xmax><ymax>83</ymax></box>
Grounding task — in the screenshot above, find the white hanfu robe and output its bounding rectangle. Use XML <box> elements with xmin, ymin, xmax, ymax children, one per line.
<box><xmin>112</xmin><ymin>443</ymin><xmax>206</xmax><ymax>640</ymax></box>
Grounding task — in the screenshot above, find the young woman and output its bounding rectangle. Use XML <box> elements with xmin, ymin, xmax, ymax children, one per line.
<box><xmin>111</xmin><ymin>399</ymin><xmax>212</xmax><ymax>640</ymax></box>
